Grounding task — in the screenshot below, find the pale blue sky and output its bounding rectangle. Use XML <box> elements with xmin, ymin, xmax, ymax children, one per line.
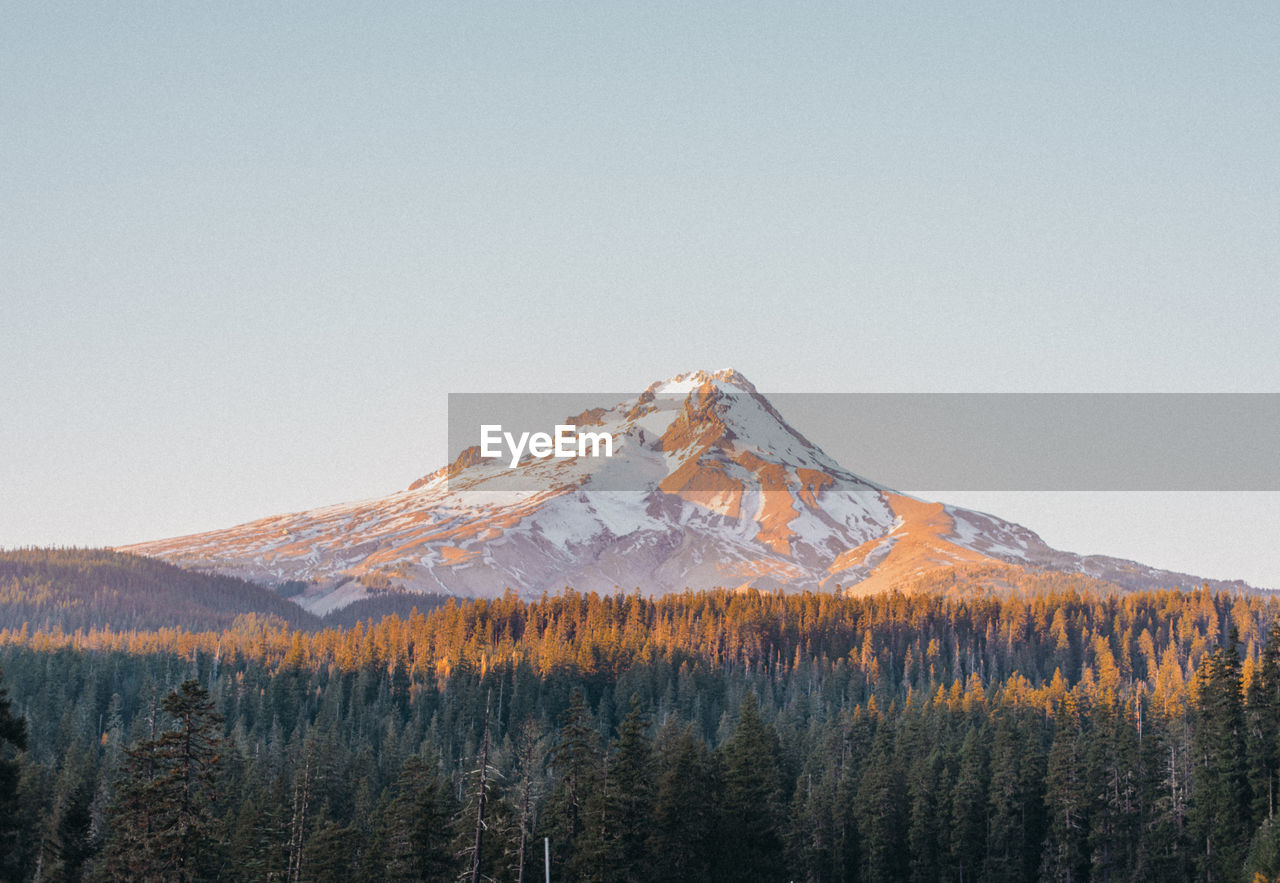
<box><xmin>3</xmin><ymin>3</ymin><xmax>1278</xmax><ymax>584</ymax></box>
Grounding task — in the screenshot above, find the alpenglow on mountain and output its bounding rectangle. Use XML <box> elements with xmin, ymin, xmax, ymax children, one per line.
<box><xmin>120</xmin><ymin>370</ymin><xmax>1246</xmax><ymax>613</ymax></box>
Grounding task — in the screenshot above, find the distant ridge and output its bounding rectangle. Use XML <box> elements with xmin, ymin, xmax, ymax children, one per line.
<box><xmin>0</xmin><ymin>548</ymin><xmax>321</xmax><ymax>632</ymax></box>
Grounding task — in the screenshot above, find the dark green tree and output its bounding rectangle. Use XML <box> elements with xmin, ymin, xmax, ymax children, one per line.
<box><xmin>649</xmin><ymin>722</ymin><xmax>714</xmax><ymax>883</ymax></box>
<box><xmin>600</xmin><ymin>696</ymin><xmax>655</xmax><ymax>881</ymax></box>
<box><xmin>300</xmin><ymin>818</ymin><xmax>364</xmax><ymax>881</ymax></box>
<box><xmin>715</xmin><ymin>694</ymin><xmax>786</xmax><ymax>882</ymax></box>
<box><xmin>41</xmin><ymin>743</ymin><xmax>100</xmax><ymax>882</ymax></box>
<box><xmin>1189</xmin><ymin>631</ymin><xmax>1250</xmax><ymax>882</ymax></box>
<box><xmin>96</xmin><ymin>679</ymin><xmax>226</xmax><ymax>882</ymax></box>
<box><xmin>906</xmin><ymin>746</ymin><xmax>948</xmax><ymax>883</ymax></box>
<box><xmin>856</xmin><ymin>722</ymin><xmax>908</xmax><ymax>882</ymax></box>
<box><xmin>984</xmin><ymin>711</ymin><xmax>1045</xmax><ymax>882</ymax></box>
<box><xmin>1041</xmin><ymin>725</ymin><xmax>1091</xmax><ymax>883</ymax></box>
<box><xmin>377</xmin><ymin>754</ymin><xmax>455</xmax><ymax>882</ymax></box>
<box><xmin>1247</xmin><ymin>620</ymin><xmax>1280</xmax><ymax>825</ymax></box>
<box><xmin>543</xmin><ymin>688</ymin><xmax>603</xmax><ymax>877</ymax></box>
<box><xmin>1086</xmin><ymin>702</ymin><xmax>1141</xmax><ymax>880</ymax></box>
<box><xmin>0</xmin><ymin>666</ymin><xmax>30</xmax><ymax>882</ymax></box>
<box><xmin>950</xmin><ymin>725</ymin><xmax>988</xmax><ymax>883</ymax></box>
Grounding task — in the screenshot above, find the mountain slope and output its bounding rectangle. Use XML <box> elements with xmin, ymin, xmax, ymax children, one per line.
<box><xmin>0</xmin><ymin>548</ymin><xmax>322</xmax><ymax>632</ymax></box>
<box><xmin>120</xmin><ymin>370</ymin><xmax>1253</xmax><ymax>613</ymax></box>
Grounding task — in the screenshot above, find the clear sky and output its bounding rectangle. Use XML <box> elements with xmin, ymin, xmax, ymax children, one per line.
<box><xmin>3</xmin><ymin>3</ymin><xmax>1278</xmax><ymax>585</ymax></box>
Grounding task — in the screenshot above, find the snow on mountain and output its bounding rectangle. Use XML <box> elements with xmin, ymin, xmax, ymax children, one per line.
<box><xmin>118</xmin><ymin>369</ymin><xmax>1249</xmax><ymax>613</ymax></box>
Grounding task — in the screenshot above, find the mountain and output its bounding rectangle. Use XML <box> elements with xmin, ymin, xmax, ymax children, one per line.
<box><xmin>119</xmin><ymin>369</ymin><xmax>1252</xmax><ymax>614</ymax></box>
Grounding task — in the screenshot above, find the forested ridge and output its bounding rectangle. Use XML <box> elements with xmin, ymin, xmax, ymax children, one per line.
<box><xmin>2</xmin><ymin>574</ymin><xmax>1280</xmax><ymax>880</ymax></box>
<box><xmin>0</xmin><ymin>549</ymin><xmax>320</xmax><ymax>633</ymax></box>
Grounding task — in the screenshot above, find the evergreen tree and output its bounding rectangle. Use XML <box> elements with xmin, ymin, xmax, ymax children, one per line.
<box><xmin>1041</xmin><ymin>724</ymin><xmax>1091</xmax><ymax>882</ymax></box>
<box><xmin>1189</xmin><ymin>631</ymin><xmax>1250</xmax><ymax>881</ymax></box>
<box><xmin>452</xmin><ymin>700</ymin><xmax>520</xmax><ymax>882</ymax></box>
<box><xmin>507</xmin><ymin>718</ymin><xmax>547</xmax><ymax>883</ymax></box>
<box><xmin>1246</xmin><ymin>620</ymin><xmax>1280</xmax><ymax>825</ymax></box>
<box><xmin>856</xmin><ymin>721</ymin><xmax>908</xmax><ymax>882</ymax></box>
<box><xmin>1243</xmin><ymin>816</ymin><xmax>1280</xmax><ymax>883</ymax></box>
<box><xmin>1137</xmin><ymin>707</ymin><xmax>1194</xmax><ymax>880</ymax></box>
<box><xmin>984</xmin><ymin>711</ymin><xmax>1045</xmax><ymax>882</ymax></box>
<box><xmin>0</xmin><ymin>666</ymin><xmax>29</xmax><ymax>882</ymax></box>
<box><xmin>378</xmin><ymin>754</ymin><xmax>455</xmax><ymax>882</ymax></box>
<box><xmin>1086</xmin><ymin>702</ymin><xmax>1141</xmax><ymax>881</ymax></box>
<box><xmin>950</xmin><ymin>725</ymin><xmax>988</xmax><ymax>883</ymax></box>
<box><xmin>300</xmin><ymin>818</ymin><xmax>364</xmax><ymax>881</ymax></box>
<box><xmin>715</xmin><ymin>694</ymin><xmax>786</xmax><ymax>882</ymax></box>
<box><xmin>906</xmin><ymin>746</ymin><xmax>946</xmax><ymax>883</ymax></box>
<box><xmin>649</xmin><ymin>722</ymin><xmax>714</xmax><ymax>883</ymax></box>
<box><xmin>543</xmin><ymin>687</ymin><xmax>603</xmax><ymax>878</ymax></box>
<box><xmin>227</xmin><ymin>775</ymin><xmax>292</xmax><ymax>881</ymax></box>
<box><xmin>96</xmin><ymin>679</ymin><xmax>226</xmax><ymax>882</ymax></box>
<box><xmin>41</xmin><ymin>743</ymin><xmax>99</xmax><ymax>882</ymax></box>
<box><xmin>600</xmin><ymin>696</ymin><xmax>655</xmax><ymax>881</ymax></box>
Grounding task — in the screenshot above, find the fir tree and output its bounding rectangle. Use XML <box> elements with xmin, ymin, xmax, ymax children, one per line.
<box><xmin>543</xmin><ymin>687</ymin><xmax>602</xmax><ymax>877</ymax></box>
<box><xmin>1041</xmin><ymin>724</ymin><xmax>1091</xmax><ymax>882</ymax></box>
<box><xmin>0</xmin><ymin>666</ymin><xmax>29</xmax><ymax>882</ymax></box>
<box><xmin>648</xmin><ymin>722</ymin><xmax>714</xmax><ymax>883</ymax></box>
<box><xmin>1246</xmin><ymin>620</ymin><xmax>1280</xmax><ymax>825</ymax></box>
<box><xmin>378</xmin><ymin>754</ymin><xmax>455</xmax><ymax>882</ymax></box>
<box><xmin>1189</xmin><ymin>630</ymin><xmax>1250</xmax><ymax>882</ymax></box>
<box><xmin>950</xmin><ymin>725</ymin><xmax>988</xmax><ymax>883</ymax></box>
<box><xmin>715</xmin><ymin>694</ymin><xmax>786</xmax><ymax>882</ymax></box>
<box><xmin>96</xmin><ymin>679</ymin><xmax>226</xmax><ymax>882</ymax></box>
<box><xmin>600</xmin><ymin>696</ymin><xmax>655</xmax><ymax>881</ymax></box>
<box><xmin>984</xmin><ymin>711</ymin><xmax>1045</xmax><ymax>883</ymax></box>
<box><xmin>41</xmin><ymin>743</ymin><xmax>99</xmax><ymax>882</ymax></box>
<box><xmin>856</xmin><ymin>721</ymin><xmax>908</xmax><ymax>882</ymax></box>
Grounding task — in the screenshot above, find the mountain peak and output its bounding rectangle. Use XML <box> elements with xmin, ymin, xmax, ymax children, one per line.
<box><xmin>646</xmin><ymin>368</ymin><xmax>757</xmax><ymax>396</ymax></box>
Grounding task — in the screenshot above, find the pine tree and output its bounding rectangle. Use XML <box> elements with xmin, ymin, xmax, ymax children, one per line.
<box><xmin>1243</xmin><ymin>816</ymin><xmax>1280</xmax><ymax>882</ymax></box>
<box><xmin>715</xmin><ymin>694</ymin><xmax>786</xmax><ymax>882</ymax></box>
<box><xmin>600</xmin><ymin>696</ymin><xmax>655</xmax><ymax>881</ymax></box>
<box><xmin>378</xmin><ymin>754</ymin><xmax>455</xmax><ymax>882</ymax></box>
<box><xmin>1189</xmin><ymin>631</ymin><xmax>1250</xmax><ymax>881</ymax></box>
<box><xmin>41</xmin><ymin>742</ymin><xmax>100</xmax><ymax>882</ymax></box>
<box><xmin>453</xmin><ymin>698</ymin><xmax>520</xmax><ymax>882</ymax></box>
<box><xmin>96</xmin><ymin>679</ymin><xmax>226</xmax><ymax>882</ymax></box>
<box><xmin>0</xmin><ymin>666</ymin><xmax>29</xmax><ymax>882</ymax></box>
<box><xmin>856</xmin><ymin>721</ymin><xmax>908</xmax><ymax>882</ymax></box>
<box><xmin>508</xmin><ymin>718</ymin><xmax>547</xmax><ymax>883</ymax></box>
<box><xmin>984</xmin><ymin>711</ymin><xmax>1045</xmax><ymax>883</ymax></box>
<box><xmin>1246</xmin><ymin>620</ymin><xmax>1280</xmax><ymax>825</ymax></box>
<box><xmin>950</xmin><ymin>725</ymin><xmax>988</xmax><ymax>883</ymax></box>
<box><xmin>1041</xmin><ymin>723</ymin><xmax>1091</xmax><ymax>882</ymax></box>
<box><xmin>789</xmin><ymin>722</ymin><xmax>851</xmax><ymax>883</ymax></box>
<box><xmin>543</xmin><ymin>687</ymin><xmax>603</xmax><ymax>877</ymax></box>
<box><xmin>648</xmin><ymin>722</ymin><xmax>714</xmax><ymax>883</ymax></box>
<box><xmin>300</xmin><ymin>817</ymin><xmax>364</xmax><ymax>881</ymax></box>
<box><xmin>1138</xmin><ymin>706</ymin><xmax>1194</xmax><ymax>880</ymax></box>
<box><xmin>906</xmin><ymin>747</ymin><xmax>946</xmax><ymax>883</ymax></box>
<box><xmin>1086</xmin><ymin>702</ymin><xmax>1142</xmax><ymax>880</ymax></box>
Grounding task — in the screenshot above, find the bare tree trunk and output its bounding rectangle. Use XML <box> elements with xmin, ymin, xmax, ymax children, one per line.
<box><xmin>471</xmin><ymin>697</ymin><xmax>491</xmax><ymax>883</ymax></box>
<box><xmin>289</xmin><ymin>750</ymin><xmax>312</xmax><ymax>883</ymax></box>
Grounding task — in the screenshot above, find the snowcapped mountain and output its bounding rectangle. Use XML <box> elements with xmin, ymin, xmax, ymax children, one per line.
<box><xmin>119</xmin><ymin>370</ymin><xmax>1250</xmax><ymax>613</ymax></box>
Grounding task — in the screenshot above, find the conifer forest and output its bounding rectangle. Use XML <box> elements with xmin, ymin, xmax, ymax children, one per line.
<box><xmin>2</xmin><ymin>550</ymin><xmax>1280</xmax><ymax>881</ymax></box>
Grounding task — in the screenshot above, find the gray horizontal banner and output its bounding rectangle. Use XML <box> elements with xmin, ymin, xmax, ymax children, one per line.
<box><xmin>441</xmin><ymin>392</ymin><xmax>1280</xmax><ymax>492</ymax></box>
